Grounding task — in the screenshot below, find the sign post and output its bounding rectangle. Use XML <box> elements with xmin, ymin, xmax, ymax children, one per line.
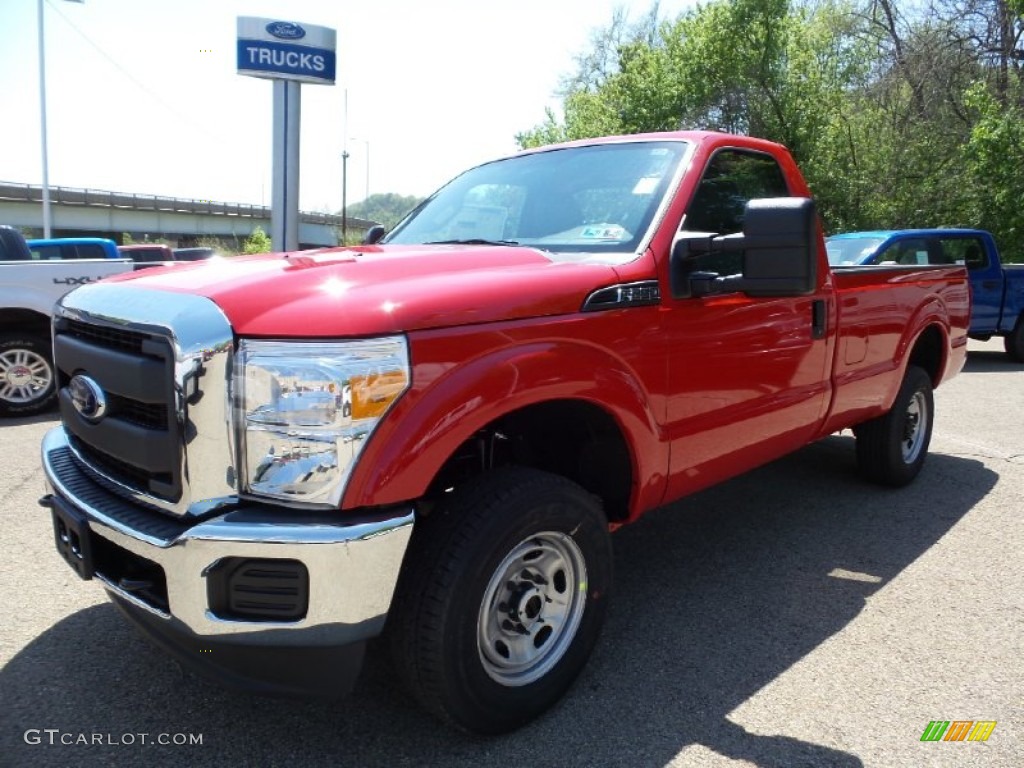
<box><xmin>237</xmin><ymin>18</ymin><xmax>336</xmax><ymax>252</ymax></box>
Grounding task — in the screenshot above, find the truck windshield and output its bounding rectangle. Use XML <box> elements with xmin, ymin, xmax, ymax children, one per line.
<box><xmin>384</xmin><ymin>141</ymin><xmax>687</xmax><ymax>255</ymax></box>
<box><xmin>826</xmin><ymin>236</ymin><xmax>885</xmax><ymax>266</ymax></box>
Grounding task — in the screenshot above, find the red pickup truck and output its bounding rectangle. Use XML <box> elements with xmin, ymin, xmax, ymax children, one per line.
<box><xmin>40</xmin><ymin>131</ymin><xmax>969</xmax><ymax>734</ymax></box>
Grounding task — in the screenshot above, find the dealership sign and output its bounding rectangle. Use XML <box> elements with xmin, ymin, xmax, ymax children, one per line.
<box><xmin>237</xmin><ymin>17</ymin><xmax>336</xmax><ymax>85</ymax></box>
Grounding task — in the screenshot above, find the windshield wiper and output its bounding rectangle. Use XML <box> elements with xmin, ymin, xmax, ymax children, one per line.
<box><xmin>424</xmin><ymin>238</ymin><xmax>520</xmax><ymax>246</ymax></box>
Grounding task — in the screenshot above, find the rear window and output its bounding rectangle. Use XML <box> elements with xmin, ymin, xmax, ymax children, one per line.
<box><xmin>121</xmin><ymin>247</ymin><xmax>167</xmax><ymax>263</ymax></box>
<box><xmin>937</xmin><ymin>237</ymin><xmax>988</xmax><ymax>270</ymax></box>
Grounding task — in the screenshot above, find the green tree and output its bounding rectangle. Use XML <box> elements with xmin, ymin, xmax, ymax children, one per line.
<box><xmin>346</xmin><ymin>193</ymin><xmax>424</xmax><ymax>230</ymax></box>
<box><xmin>515</xmin><ymin>0</ymin><xmax>1024</xmax><ymax>256</ymax></box>
<box><xmin>962</xmin><ymin>83</ymin><xmax>1024</xmax><ymax>261</ymax></box>
<box><xmin>243</xmin><ymin>226</ymin><xmax>271</xmax><ymax>254</ymax></box>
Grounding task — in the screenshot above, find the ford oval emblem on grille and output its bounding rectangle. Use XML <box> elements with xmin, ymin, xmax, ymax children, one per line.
<box><xmin>266</xmin><ymin>21</ymin><xmax>306</xmax><ymax>40</ymax></box>
<box><xmin>69</xmin><ymin>375</ymin><xmax>107</xmax><ymax>422</ymax></box>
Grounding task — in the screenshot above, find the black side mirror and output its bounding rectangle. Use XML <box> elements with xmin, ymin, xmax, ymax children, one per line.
<box><xmin>670</xmin><ymin>197</ymin><xmax>817</xmax><ymax>298</ymax></box>
<box><xmin>362</xmin><ymin>225</ymin><xmax>386</xmax><ymax>245</ymax></box>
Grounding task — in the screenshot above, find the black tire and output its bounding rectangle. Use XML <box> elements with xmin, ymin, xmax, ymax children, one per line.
<box><xmin>387</xmin><ymin>466</ymin><xmax>612</xmax><ymax>734</ymax></box>
<box><xmin>0</xmin><ymin>333</ymin><xmax>57</xmax><ymax>416</ymax></box>
<box><xmin>1004</xmin><ymin>316</ymin><xmax>1024</xmax><ymax>363</ymax></box>
<box><xmin>854</xmin><ymin>365</ymin><xmax>934</xmax><ymax>487</ymax></box>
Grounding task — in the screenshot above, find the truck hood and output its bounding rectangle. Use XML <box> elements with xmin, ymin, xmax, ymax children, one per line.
<box><xmin>106</xmin><ymin>245</ymin><xmax>627</xmax><ymax>336</ymax></box>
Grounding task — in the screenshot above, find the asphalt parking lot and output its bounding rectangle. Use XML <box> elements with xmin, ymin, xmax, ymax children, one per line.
<box><xmin>1</xmin><ymin>338</ymin><xmax>1020</xmax><ymax>768</ymax></box>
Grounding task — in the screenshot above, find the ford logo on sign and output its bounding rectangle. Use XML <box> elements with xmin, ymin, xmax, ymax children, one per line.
<box><xmin>69</xmin><ymin>374</ymin><xmax>107</xmax><ymax>422</ymax></box>
<box><xmin>266</xmin><ymin>21</ymin><xmax>306</xmax><ymax>40</ymax></box>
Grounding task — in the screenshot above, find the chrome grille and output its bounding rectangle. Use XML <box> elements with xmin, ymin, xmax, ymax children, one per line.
<box><xmin>64</xmin><ymin>318</ymin><xmax>153</xmax><ymax>357</ymax></box>
<box><xmin>53</xmin><ymin>284</ymin><xmax>238</xmax><ymax>518</ymax></box>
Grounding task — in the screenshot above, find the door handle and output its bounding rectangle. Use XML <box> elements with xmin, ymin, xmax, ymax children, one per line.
<box><xmin>812</xmin><ymin>299</ymin><xmax>827</xmax><ymax>339</ymax></box>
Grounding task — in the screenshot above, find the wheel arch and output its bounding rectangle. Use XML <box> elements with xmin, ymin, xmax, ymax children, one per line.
<box><xmin>895</xmin><ymin>289</ymin><xmax>958</xmax><ymax>393</ymax></box>
<box><xmin>905</xmin><ymin>322</ymin><xmax>946</xmax><ymax>387</ymax></box>
<box><xmin>0</xmin><ymin>307</ymin><xmax>51</xmax><ymax>337</ymax></box>
<box><xmin>343</xmin><ymin>340</ymin><xmax>667</xmax><ymax>524</ymax></box>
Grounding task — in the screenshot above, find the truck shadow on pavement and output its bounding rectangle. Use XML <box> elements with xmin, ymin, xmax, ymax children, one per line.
<box><xmin>963</xmin><ymin>349</ymin><xmax>1024</xmax><ymax>373</ymax></box>
<box><xmin>1</xmin><ymin>439</ymin><xmax>996</xmax><ymax>768</ymax></box>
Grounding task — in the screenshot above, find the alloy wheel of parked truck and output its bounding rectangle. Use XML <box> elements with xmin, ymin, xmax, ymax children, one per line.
<box><xmin>0</xmin><ymin>332</ymin><xmax>56</xmax><ymax>415</ymax></box>
<box><xmin>38</xmin><ymin>131</ymin><xmax>970</xmax><ymax>734</ymax></box>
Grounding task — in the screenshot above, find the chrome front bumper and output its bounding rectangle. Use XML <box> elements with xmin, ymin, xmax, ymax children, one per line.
<box><xmin>41</xmin><ymin>427</ymin><xmax>414</xmax><ymax>648</ymax></box>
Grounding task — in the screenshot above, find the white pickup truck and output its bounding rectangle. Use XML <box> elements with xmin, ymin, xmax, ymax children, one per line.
<box><xmin>0</xmin><ymin>225</ymin><xmax>134</xmax><ymax>415</ymax></box>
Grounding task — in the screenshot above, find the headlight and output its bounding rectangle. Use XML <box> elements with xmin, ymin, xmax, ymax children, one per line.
<box><xmin>234</xmin><ymin>336</ymin><xmax>410</xmax><ymax>506</ymax></box>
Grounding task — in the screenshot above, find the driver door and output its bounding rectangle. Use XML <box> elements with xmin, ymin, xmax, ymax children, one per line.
<box><xmin>662</xmin><ymin>148</ymin><xmax>831</xmax><ymax>500</ymax></box>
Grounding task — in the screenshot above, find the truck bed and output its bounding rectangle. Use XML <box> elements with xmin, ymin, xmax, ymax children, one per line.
<box><xmin>823</xmin><ymin>264</ymin><xmax>970</xmax><ymax>434</ymax></box>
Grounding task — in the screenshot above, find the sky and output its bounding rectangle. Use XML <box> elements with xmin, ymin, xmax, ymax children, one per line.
<box><xmin>0</xmin><ymin>0</ymin><xmax>697</xmax><ymax>214</ymax></box>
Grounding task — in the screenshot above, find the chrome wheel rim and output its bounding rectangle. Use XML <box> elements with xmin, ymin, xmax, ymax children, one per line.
<box><xmin>0</xmin><ymin>347</ymin><xmax>52</xmax><ymax>405</ymax></box>
<box><xmin>901</xmin><ymin>390</ymin><xmax>929</xmax><ymax>463</ymax></box>
<box><xmin>477</xmin><ymin>531</ymin><xmax>587</xmax><ymax>686</ymax></box>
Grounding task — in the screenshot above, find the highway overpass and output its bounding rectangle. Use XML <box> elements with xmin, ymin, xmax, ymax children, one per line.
<box><xmin>0</xmin><ymin>181</ymin><xmax>377</xmax><ymax>249</ymax></box>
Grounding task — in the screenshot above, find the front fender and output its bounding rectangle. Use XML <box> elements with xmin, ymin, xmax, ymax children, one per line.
<box><xmin>342</xmin><ymin>330</ymin><xmax>667</xmax><ymax>517</ymax></box>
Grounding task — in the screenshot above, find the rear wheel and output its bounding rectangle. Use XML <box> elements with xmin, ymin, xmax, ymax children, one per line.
<box><xmin>387</xmin><ymin>467</ymin><xmax>612</xmax><ymax>734</ymax></box>
<box><xmin>1005</xmin><ymin>316</ymin><xmax>1024</xmax><ymax>362</ymax></box>
<box><xmin>854</xmin><ymin>365</ymin><xmax>933</xmax><ymax>487</ymax></box>
<box><xmin>0</xmin><ymin>333</ymin><xmax>57</xmax><ymax>416</ymax></box>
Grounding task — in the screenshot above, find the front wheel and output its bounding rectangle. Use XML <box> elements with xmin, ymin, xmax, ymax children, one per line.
<box><xmin>1005</xmin><ymin>316</ymin><xmax>1024</xmax><ymax>362</ymax></box>
<box><xmin>0</xmin><ymin>333</ymin><xmax>57</xmax><ymax>416</ymax></box>
<box><xmin>387</xmin><ymin>467</ymin><xmax>612</xmax><ymax>734</ymax></box>
<box><xmin>854</xmin><ymin>365</ymin><xmax>934</xmax><ymax>487</ymax></box>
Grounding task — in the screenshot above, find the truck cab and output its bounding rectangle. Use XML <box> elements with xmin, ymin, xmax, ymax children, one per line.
<box><xmin>26</xmin><ymin>237</ymin><xmax>121</xmax><ymax>262</ymax></box>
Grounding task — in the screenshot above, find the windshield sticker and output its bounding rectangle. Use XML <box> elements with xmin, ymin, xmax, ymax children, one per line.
<box><xmin>580</xmin><ymin>225</ymin><xmax>627</xmax><ymax>240</ymax></box>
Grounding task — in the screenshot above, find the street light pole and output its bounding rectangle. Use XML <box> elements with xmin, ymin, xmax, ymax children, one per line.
<box><xmin>37</xmin><ymin>0</ymin><xmax>51</xmax><ymax>238</ymax></box>
<box><xmin>364</xmin><ymin>141</ymin><xmax>370</xmax><ymax>202</ymax></box>
<box><xmin>37</xmin><ymin>0</ymin><xmax>84</xmax><ymax>239</ymax></box>
<box><xmin>362</xmin><ymin>140</ymin><xmax>370</xmax><ymax>202</ymax></box>
<box><xmin>341</xmin><ymin>150</ymin><xmax>349</xmax><ymax>244</ymax></box>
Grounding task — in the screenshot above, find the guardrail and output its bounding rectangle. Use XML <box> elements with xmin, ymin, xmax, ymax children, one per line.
<box><xmin>0</xmin><ymin>181</ymin><xmax>375</xmax><ymax>229</ymax></box>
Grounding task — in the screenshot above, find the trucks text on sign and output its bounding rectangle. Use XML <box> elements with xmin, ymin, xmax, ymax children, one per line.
<box><xmin>236</xmin><ymin>17</ymin><xmax>336</xmax><ymax>85</ymax></box>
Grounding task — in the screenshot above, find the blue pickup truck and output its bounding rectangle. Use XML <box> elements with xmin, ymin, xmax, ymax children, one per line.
<box><xmin>26</xmin><ymin>237</ymin><xmax>121</xmax><ymax>261</ymax></box>
<box><xmin>827</xmin><ymin>228</ymin><xmax>1024</xmax><ymax>361</ymax></box>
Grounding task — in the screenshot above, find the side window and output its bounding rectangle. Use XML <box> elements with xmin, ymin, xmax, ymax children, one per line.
<box><xmin>875</xmin><ymin>238</ymin><xmax>930</xmax><ymax>265</ymax></box>
<box><xmin>938</xmin><ymin>237</ymin><xmax>988</xmax><ymax>270</ymax></box>
<box><xmin>683</xmin><ymin>149</ymin><xmax>790</xmax><ymax>234</ymax></box>
<box><xmin>682</xmin><ymin>149</ymin><xmax>790</xmax><ymax>275</ymax></box>
<box><xmin>30</xmin><ymin>245</ymin><xmax>62</xmax><ymax>260</ymax></box>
